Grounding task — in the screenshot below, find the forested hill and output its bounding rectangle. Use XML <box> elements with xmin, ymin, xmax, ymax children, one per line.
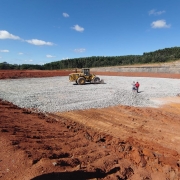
<box><xmin>1</xmin><ymin>47</ymin><xmax>180</xmax><ymax>70</ymax></box>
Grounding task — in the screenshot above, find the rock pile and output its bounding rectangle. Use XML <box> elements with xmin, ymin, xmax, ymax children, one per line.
<box><xmin>0</xmin><ymin>76</ymin><xmax>179</xmax><ymax>113</ymax></box>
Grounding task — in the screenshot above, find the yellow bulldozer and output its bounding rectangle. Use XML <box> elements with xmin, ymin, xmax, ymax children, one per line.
<box><xmin>69</xmin><ymin>68</ymin><xmax>103</xmax><ymax>85</ymax></box>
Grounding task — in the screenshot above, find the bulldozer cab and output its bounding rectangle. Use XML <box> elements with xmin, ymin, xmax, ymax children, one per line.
<box><xmin>81</xmin><ymin>68</ymin><xmax>90</xmax><ymax>76</ymax></box>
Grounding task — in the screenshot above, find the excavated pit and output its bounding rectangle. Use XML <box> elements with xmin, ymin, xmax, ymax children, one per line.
<box><xmin>1</xmin><ymin>69</ymin><xmax>180</xmax><ymax>180</ymax></box>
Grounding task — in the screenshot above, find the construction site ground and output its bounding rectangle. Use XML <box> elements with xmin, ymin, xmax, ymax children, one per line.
<box><xmin>1</xmin><ymin>70</ymin><xmax>180</xmax><ymax>180</ymax></box>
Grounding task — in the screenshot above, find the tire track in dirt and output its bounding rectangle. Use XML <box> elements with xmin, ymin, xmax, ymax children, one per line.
<box><xmin>55</xmin><ymin>102</ymin><xmax>180</xmax><ymax>179</ymax></box>
<box><xmin>2</xmin><ymin>99</ymin><xmax>180</xmax><ymax>179</ymax></box>
<box><xmin>0</xmin><ymin>100</ymin><xmax>135</xmax><ymax>180</ymax></box>
<box><xmin>56</xmin><ymin>104</ymin><xmax>180</xmax><ymax>153</ymax></box>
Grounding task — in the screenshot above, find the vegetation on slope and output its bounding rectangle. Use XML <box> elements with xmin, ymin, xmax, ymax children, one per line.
<box><xmin>1</xmin><ymin>47</ymin><xmax>180</xmax><ymax>70</ymax></box>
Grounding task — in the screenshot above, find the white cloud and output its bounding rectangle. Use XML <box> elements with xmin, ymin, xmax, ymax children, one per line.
<box><xmin>18</xmin><ymin>52</ymin><xmax>23</xmax><ymax>55</ymax></box>
<box><xmin>0</xmin><ymin>49</ymin><xmax>9</xmax><ymax>52</ymax></box>
<box><xmin>0</xmin><ymin>30</ymin><xmax>20</xmax><ymax>40</ymax></box>
<box><xmin>74</xmin><ymin>48</ymin><xmax>86</xmax><ymax>53</ymax></box>
<box><xmin>149</xmin><ymin>9</ymin><xmax>166</xmax><ymax>16</ymax></box>
<box><xmin>38</xmin><ymin>62</ymin><xmax>44</xmax><ymax>65</ymax></box>
<box><xmin>151</xmin><ymin>20</ymin><xmax>171</xmax><ymax>28</ymax></box>
<box><xmin>26</xmin><ymin>39</ymin><xmax>54</xmax><ymax>46</ymax></box>
<box><xmin>62</xmin><ymin>57</ymin><xmax>69</xmax><ymax>60</ymax></box>
<box><xmin>24</xmin><ymin>59</ymin><xmax>33</xmax><ymax>62</ymax></box>
<box><xmin>63</xmin><ymin>13</ymin><xmax>69</xmax><ymax>17</ymax></box>
<box><xmin>0</xmin><ymin>30</ymin><xmax>55</xmax><ymax>47</ymax></box>
<box><xmin>72</xmin><ymin>25</ymin><xmax>84</xmax><ymax>32</ymax></box>
<box><xmin>46</xmin><ymin>54</ymin><xmax>56</xmax><ymax>58</ymax></box>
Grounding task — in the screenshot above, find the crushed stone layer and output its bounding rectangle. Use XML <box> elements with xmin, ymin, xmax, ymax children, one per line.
<box><xmin>0</xmin><ymin>76</ymin><xmax>180</xmax><ymax>113</ymax></box>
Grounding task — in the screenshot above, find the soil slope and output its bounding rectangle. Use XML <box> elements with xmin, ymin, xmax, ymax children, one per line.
<box><xmin>1</xmin><ymin>70</ymin><xmax>180</xmax><ymax>180</ymax></box>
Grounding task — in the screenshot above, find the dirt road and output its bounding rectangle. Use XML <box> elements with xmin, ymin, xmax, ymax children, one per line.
<box><xmin>1</xmin><ymin>70</ymin><xmax>180</xmax><ymax>180</ymax></box>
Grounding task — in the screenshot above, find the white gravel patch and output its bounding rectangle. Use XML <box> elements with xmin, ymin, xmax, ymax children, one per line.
<box><xmin>0</xmin><ymin>76</ymin><xmax>180</xmax><ymax>113</ymax></box>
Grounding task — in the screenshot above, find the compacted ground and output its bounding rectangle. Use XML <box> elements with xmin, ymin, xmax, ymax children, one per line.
<box><xmin>1</xmin><ymin>70</ymin><xmax>180</xmax><ymax>180</ymax></box>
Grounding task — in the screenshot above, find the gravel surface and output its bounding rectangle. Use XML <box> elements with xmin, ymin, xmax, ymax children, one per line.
<box><xmin>0</xmin><ymin>76</ymin><xmax>179</xmax><ymax>113</ymax></box>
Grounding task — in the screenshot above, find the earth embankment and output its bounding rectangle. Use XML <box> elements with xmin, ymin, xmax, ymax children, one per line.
<box><xmin>92</xmin><ymin>59</ymin><xmax>180</xmax><ymax>75</ymax></box>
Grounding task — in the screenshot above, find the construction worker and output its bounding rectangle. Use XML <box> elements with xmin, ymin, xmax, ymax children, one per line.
<box><xmin>135</xmin><ymin>82</ymin><xmax>140</xmax><ymax>93</ymax></box>
<box><xmin>132</xmin><ymin>81</ymin><xmax>136</xmax><ymax>92</ymax></box>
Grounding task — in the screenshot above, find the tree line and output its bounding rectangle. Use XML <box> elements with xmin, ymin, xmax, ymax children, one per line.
<box><xmin>1</xmin><ymin>47</ymin><xmax>180</xmax><ymax>70</ymax></box>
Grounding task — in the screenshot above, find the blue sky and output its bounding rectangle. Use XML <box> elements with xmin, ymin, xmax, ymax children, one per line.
<box><xmin>0</xmin><ymin>0</ymin><xmax>180</xmax><ymax>65</ymax></box>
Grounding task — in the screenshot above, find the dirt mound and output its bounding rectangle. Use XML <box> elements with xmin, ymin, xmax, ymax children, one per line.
<box><xmin>1</xmin><ymin>69</ymin><xmax>180</xmax><ymax>79</ymax></box>
<box><xmin>0</xmin><ymin>100</ymin><xmax>138</xmax><ymax>179</ymax></box>
<box><xmin>0</xmin><ymin>70</ymin><xmax>73</xmax><ymax>79</ymax></box>
<box><xmin>1</xmin><ymin>70</ymin><xmax>180</xmax><ymax>179</ymax></box>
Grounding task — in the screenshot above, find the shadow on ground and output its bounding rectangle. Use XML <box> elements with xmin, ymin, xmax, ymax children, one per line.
<box><xmin>31</xmin><ymin>167</ymin><xmax>120</xmax><ymax>180</ymax></box>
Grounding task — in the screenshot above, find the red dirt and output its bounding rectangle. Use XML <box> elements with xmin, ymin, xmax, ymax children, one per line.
<box><xmin>0</xmin><ymin>70</ymin><xmax>74</xmax><ymax>79</ymax></box>
<box><xmin>1</xmin><ymin>70</ymin><xmax>180</xmax><ymax>180</ymax></box>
